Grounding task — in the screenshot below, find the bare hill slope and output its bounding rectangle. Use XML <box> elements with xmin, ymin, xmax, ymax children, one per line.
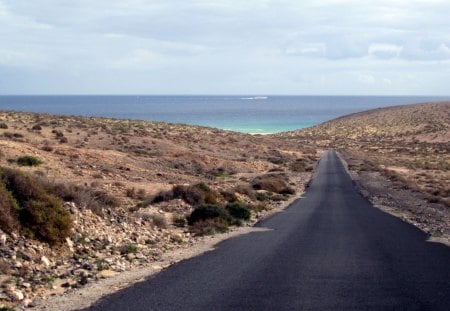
<box><xmin>278</xmin><ymin>101</ymin><xmax>450</xmax><ymax>239</ymax></box>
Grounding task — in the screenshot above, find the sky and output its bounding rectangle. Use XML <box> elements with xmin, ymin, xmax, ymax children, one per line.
<box><xmin>0</xmin><ymin>0</ymin><xmax>449</xmax><ymax>95</ymax></box>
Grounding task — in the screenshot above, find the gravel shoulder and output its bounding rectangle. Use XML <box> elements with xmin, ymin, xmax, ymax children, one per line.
<box><xmin>338</xmin><ymin>152</ymin><xmax>450</xmax><ymax>247</ymax></box>
<box><xmin>30</xmin><ymin>190</ymin><xmax>305</xmax><ymax>311</ymax></box>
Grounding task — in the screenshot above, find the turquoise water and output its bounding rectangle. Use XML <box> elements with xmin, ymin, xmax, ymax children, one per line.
<box><xmin>0</xmin><ymin>95</ymin><xmax>448</xmax><ymax>134</ymax></box>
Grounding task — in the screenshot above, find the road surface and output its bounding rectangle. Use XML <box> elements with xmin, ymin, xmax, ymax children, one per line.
<box><xmin>84</xmin><ymin>150</ymin><xmax>450</xmax><ymax>310</ymax></box>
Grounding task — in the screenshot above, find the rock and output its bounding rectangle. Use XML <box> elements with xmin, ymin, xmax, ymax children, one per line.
<box><xmin>21</xmin><ymin>282</ymin><xmax>31</xmax><ymax>289</ymax></box>
<box><xmin>61</xmin><ymin>279</ymin><xmax>77</xmax><ymax>288</ymax></box>
<box><xmin>21</xmin><ymin>298</ymin><xmax>34</xmax><ymax>307</ymax></box>
<box><xmin>74</xmin><ymin>269</ymin><xmax>89</xmax><ymax>278</ymax></box>
<box><xmin>41</xmin><ymin>256</ymin><xmax>51</xmax><ymax>267</ymax></box>
<box><xmin>14</xmin><ymin>261</ymin><xmax>23</xmax><ymax>268</ymax></box>
<box><xmin>97</xmin><ymin>270</ymin><xmax>118</xmax><ymax>279</ymax></box>
<box><xmin>0</xmin><ymin>234</ymin><xmax>6</xmax><ymax>245</ymax></box>
<box><xmin>66</xmin><ymin>237</ymin><xmax>74</xmax><ymax>251</ymax></box>
<box><xmin>9</xmin><ymin>289</ymin><xmax>24</xmax><ymax>301</ymax></box>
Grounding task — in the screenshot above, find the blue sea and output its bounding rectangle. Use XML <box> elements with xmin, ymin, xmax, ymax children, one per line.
<box><xmin>0</xmin><ymin>95</ymin><xmax>448</xmax><ymax>134</ymax></box>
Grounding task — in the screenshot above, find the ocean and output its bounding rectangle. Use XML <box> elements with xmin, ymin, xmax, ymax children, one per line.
<box><xmin>0</xmin><ymin>95</ymin><xmax>447</xmax><ymax>134</ymax></box>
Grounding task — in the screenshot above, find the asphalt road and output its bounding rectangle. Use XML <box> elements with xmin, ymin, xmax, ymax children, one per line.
<box><xmin>84</xmin><ymin>150</ymin><xmax>450</xmax><ymax>311</ymax></box>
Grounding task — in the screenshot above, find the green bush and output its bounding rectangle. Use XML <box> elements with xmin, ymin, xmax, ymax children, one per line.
<box><xmin>187</xmin><ymin>204</ymin><xmax>230</xmax><ymax>225</ymax></box>
<box><xmin>226</xmin><ymin>202</ymin><xmax>251</xmax><ymax>221</ymax></box>
<box><xmin>1</xmin><ymin>168</ymin><xmax>72</xmax><ymax>245</ymax></box>
<box><xmin>17</xmin><ymin>155</ymin><xmax>42</xmax><ymax>167</ymax></box>
<box><xmin>120</xmin><ymin>243</ymin><xmax>138</xmax><ymax>255</ymax></box>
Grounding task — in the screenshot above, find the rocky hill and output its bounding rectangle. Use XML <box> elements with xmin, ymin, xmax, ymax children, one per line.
<box><xmin>0</xmin><ymin>111</ymin><xmax>317</xmax><ymax>309</ymax></box>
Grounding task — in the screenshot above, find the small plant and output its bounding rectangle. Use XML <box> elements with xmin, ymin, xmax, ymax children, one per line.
<box><xmin>120</xmin><ymin>243</ymin><xmax>138</xmax><ymax>255</ymax></box>
<box><xmin>41</xmin><ymin>145</ymin><xmax>54</xmax><ymax>152</ymax></box>
<box><xmin>256</xmin><ymin>191</ymin><xmax>269</xmax><ymax>201</ymax></box>
<box><xmin>95</xmin><ymin>259</ymin><xmax>110</xmax><ymax>271</ymax></box>
<box><xmin>225</xmin><ymin>202</ymin><xmax>251</xmax><ymax>221</ymax></box>
<box><xmin>150</xmin><ymin>213</ymin><xmax>168</xmax><ymax>229</ymax></box>
<box><xmin>0</xmin><ymin>122</ymin><xmax>8</xmax><ymax>129</ymax></box>
<box><xmin>0</xmin><ymin>178</ymin><xmax>20</xmax><ymax>233</ymax></box>
<box><xmin>17</xmin><ymin>155</ymin><xmax>42</xmax><ymax>166</ymax></box>
<box><xmin>189</xmin><ymin>218</ymin><xmax>229</xmax><ymax>236</ymax></box>
<box><xmin>52</xmin><ymin>129</ymin><xmax>64</xmax><ymax>138</ymax></box>
<box><xmin>187</xmin><ymin>204</ymin><xmax>231</xmax><ymax>225</ymax></box>
<box><xmin>173</xmin><ymin>215</ymin><xmax>187</xmax><ymax>227</ymax></box>
<box><xmin>0</xmin><ymin>259</ymin><xmax>11</xmax><ymax>274</ymax></box>
<box><xmin>31</xmin><ymin>124</ymin><xmax>42</xmax><ymax>131</ymax></box>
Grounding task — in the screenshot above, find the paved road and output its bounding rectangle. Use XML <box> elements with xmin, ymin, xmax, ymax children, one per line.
<box><xmin>84</xmin><ymin>150</ymin><xmax>450</xmax><ymax>310</ymax></box>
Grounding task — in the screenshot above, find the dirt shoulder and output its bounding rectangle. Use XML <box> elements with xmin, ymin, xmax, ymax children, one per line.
<box><xmin>338</xmin><ymin>152</ymin><xmax>450</xmax><ymax>247</ymax></box>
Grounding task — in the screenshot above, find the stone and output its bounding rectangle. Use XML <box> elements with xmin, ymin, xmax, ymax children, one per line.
<box><xmin>14</xmin><ymin>261</ymin><xmax>23</xmax><ymax>268</ymax></box>
<box><xmin>97</xmin><ymin>270</ymin><xmax>118</xmax><ymax>279</ymax></box>
<box><xmin>9</xmin><ymin>289</ymin><xmax>24</xmax><ymax>301</ymax></box>
<box><xmin>41</xmin><ymin>256</ymin><xmax>51</xmax><ymax>268</ymax></box>
<box><xmin>21</xmin><ymin>282</ymin><xmax>31</xmax><ymax>289</ymax></box>
<box><xmin>21</xmin><ymin>298</ymin><xmax>34</xmax><ymax>307</ymax></box>
<box><xmin>74</xmin><ymin>269</ymin><xmax>89</xmax><ymax>278</ymax></box>
<box><xmin>66</xmin><ymin>237</ymin><xmax>74</xmax><ymax>251</ymax></box>
<box><xmin>0</xmin><ymin>234</ymin><xmax>6</xmax><ymax>245</ymax></box>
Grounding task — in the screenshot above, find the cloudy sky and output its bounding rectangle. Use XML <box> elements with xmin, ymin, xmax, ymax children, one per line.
<box><xmin>1</xmin><ymin>0</ymin><xmax>449</xmax><ymax>95</ymax></box>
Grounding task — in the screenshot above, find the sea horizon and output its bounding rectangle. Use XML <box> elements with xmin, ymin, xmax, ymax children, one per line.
<box><xmin>1</xmin><ymin>95</ymin><xmax>449</xmax><ymax>134</ymax></box>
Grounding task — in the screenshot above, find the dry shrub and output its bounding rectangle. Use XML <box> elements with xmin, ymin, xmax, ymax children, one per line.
<box><xmin>189</xmin><ymin>218</ymin><xmax>229</xmax><ymax>236</ymax></box>
<box><xmin>220</xmin><ymin>189</ymin><xmax>238</xmax><ymax>203</ymax></box>
<box><xmin>1</xmin><ymin>168</ymin><xmax>72</xmax><ymax>245</ymax></box>
<box><xmin>0</xmin><ymin>122</ymin><xmax>8</xmax><ymax>129</ymax></box>
<box><xmin>0</xmin><ymin>259</ymin><xmax>11</xmax><ymax>274</ymax></box>
<box><xmin>150</xmin><ymin>213</ymin><xmax>168</xmax><ymax>229</ymax></box>
<box><xmin>251</xmin><ymin>174</ymin><xmax>293</xmax><ymax>194</ymax></box>
<box><xmin>290</xmin><ymin>158</ymin><xmax>314</xmax><ymax>172</ymax></box>
<box><xmin>234</xmin><ymin>184</ymin><xmax>256</xmax><ymax>200</ymax></box>
<box><xmin>44</xmin><ymin>180</ymin><xmax>120</xmax><ymax>213</ymax></box>
<box><xmin>0</xmin><ymin>179</ymin><xmax>19</xmax><ymax>233</ymax></box>
<box><xmin>173</xmin><ymin>183</ymin><xmax>219</xmax><ymax>205</ymax></box>
<box><xmin>41</xmin><ymin>145</ymin><xmax>54</xmax><ymax>152</ymax></box>
<box><xmin>31</xmin><ymin>124</ymin><xmax>42</xmax><ymax>131</ymax></box>
<box><xmin>151</xmin><ymin>183</ymin><xmax>220</xmax><ymax>206</ymax></box>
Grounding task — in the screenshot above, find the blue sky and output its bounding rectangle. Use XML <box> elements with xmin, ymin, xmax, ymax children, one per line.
<box><xmin>1</xmin><ymin>0</ymin><xmax>449</xmax><ymax>95</ymax></box>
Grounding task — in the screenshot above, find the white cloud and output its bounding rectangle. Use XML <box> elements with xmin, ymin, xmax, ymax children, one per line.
<box><xmin>0</xmin><ymin>0</ymin><xmax>450</xmax><ymax>94</ymax></box>
<box><xmin>358</xmin><ymin>74</ymin><xmax>376</xmax><ymax>84</ymax></box>
<box><xmin>369</xmin><ymin>43</ymin><xmax>403</xmax><ymax>59</ymax></box>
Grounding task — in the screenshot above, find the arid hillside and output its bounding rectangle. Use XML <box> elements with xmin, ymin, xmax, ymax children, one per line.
<box><xmin>0</xmin><ymin>110</ymin><xmax>317</xmax><ymax>308</ymax></box>
<box><xmin>278</xmin><ymin>102</ymin><xmax>450</xmax><ymax>238</ymax></box>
